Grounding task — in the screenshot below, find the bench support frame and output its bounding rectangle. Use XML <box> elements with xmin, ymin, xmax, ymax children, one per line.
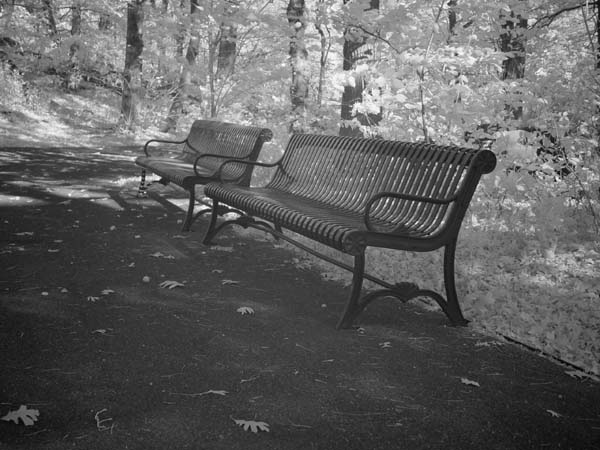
<box><xmin>203</xmin><ymin>200</ymin><xmax>469</xmax><ymax>328</ymax></box>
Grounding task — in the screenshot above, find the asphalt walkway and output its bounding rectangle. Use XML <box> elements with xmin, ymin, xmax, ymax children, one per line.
<box><xmin>1</xmin><ymin>146</ymin><xmax>599</xmax><ymax>450</ymax></box>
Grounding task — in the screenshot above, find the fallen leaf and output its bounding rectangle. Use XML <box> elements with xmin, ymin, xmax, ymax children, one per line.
<box><xmin>1</xmin><ymin>405</ymin><xmax>40</xmax><ymax>426</ymax></box>
<box><xmin>233</xmin><ymin>418</ymin><xmax>270</xmax><ymax>433</ymax></box>
<box><xmin>460</xmin><ymin>377</ymin><xmax>480</xmax><ymax>387</ymax></box>
<box><xmin>159</xmin><ymin>280</ymin><xmax>185</xmax><ymax>289</ymax></box>
<box><xmin>212</xmin><ymin>245</ymin><xmax>234</xmax><ymax>252</ymax></box>
<box><xmin>203</xmin><ymin>390</ymin><xmax>228</xmax><ymax>396</ymax></box>
<box><xmin>222</xmin><ymin>279</ymin><xmax>240</xmax><ymax>286</ymax></box>
<box><xmin>237</xmin><ymin>306</ymin><xmax>255</xmax><ymax>315</ymax></box>
<box><xmin>92</xmin><ymin>329</ymin><xmax>111</xmax><ymax>335</ymax></box>
<box><xmin>150</xmin><ymin>252</ymin><xmax>175</xmax><ymax>259</ymax></box>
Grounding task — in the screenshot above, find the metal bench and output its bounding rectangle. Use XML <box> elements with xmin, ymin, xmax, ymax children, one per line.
<box><xmin>202</xmin><ymin>133</ymin><xmax>496</xmax><ymax>328</ymax></box>
<box><xmin>135</xmin><ymin>120</ymin><xmax>272</xmax><ymax>231</ymax></box>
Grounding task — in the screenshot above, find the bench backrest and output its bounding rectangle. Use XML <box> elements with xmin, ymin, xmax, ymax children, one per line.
<box><xmin>183</xmin><ymin>120</ymin><xmax>273</xmax><ymax>185</ymax></box>
<box><xmin>267</xmin><ymin>134</ymin><xmax>496</xmax><ymax>237</ymax></box>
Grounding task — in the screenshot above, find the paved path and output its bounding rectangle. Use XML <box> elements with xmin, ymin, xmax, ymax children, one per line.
<box><xmin>1</xmin><ymin>146</ymin><xmax>599</xmax><ymax>449</ymax></box>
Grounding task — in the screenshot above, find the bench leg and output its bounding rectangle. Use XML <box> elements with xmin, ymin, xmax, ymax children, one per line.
<box><xmin>202</xmin><ymin>199</ymin><xmax>220</xmax><ymax>244</ymax></box>
<box><xmin>336</xmin><ymin>243</ymin><xmax>469</xmax><ymax>328</ymax></box>
<box><xmin>443</xmin><ymin>239</ymin><xmax>469</xmax><ymax>326</ymax></box>
<box><xmin>181</xmin><ymin>188</ymin><xmax>196</xmax><ymax>232</ymax></box>
<box><xmin>137</xmin><ymin>169</ymin><xmax>147</xmax><ymax>198</ymax></box>
<box><xmin>336</xmin><ymin>253</ymin><xmax>366</xmax><ymax>329</ymax></box>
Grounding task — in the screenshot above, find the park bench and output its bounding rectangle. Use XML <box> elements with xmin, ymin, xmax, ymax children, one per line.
<box><xmin>135</xmin><ymin>120</ymin><xmax>272</xmax><ymax>231</ymax></box>
<box><xmin>202</xmin><ymin>133</ymin><xmax>497</xmax><ymax>328</ymax></box>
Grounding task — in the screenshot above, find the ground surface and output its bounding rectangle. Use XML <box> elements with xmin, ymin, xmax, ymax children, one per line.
<box><xmin>0</xmin><ymin>143</ymin><xmax>599</xmax><ymax>449</ymax></box>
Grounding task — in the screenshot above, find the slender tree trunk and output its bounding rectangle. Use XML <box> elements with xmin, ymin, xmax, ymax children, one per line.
<box><xmin>499</xmin><ymin>1</ymin><xmax>527</xmax><ymax>120</ymax></box>
<box><xmin>596</xmin><ymin>0</ymin><xmax>600</xmax><ymax>150</ymax></box>
<box><xmin>42</xmin><ymin>0</ymin><xmax>58</xmax><ymax>35</ymax></box>
<box><xmin>162</xmin><ymin>0</ymin><xmax>200</xmax><ymax>132</ymax></box>
<box><xmin>121</xmin><ymin>0</ymin><xmax>145</xmax><ymax>128</ymax></box>
<box><xmin>596</xmin><ymin>0</ymin><xmax>599</xmax><ymax>70</ymax></box>
<box><xmin>314</xmin><ymin>0</ymin><xmax>330</xmax><ymax>109</ymax></box>
<box><xmin>217</xmin><ymin>0</ymin><xmax>238</xmax><ymax>78</ymax></box>
<box><xmin>67</xmin><ymin>0</ymin><xmax>82</xmax><ymax>89</ymax></box>
<box><xmin>339</xmin><ymin>0</ymin><xmax>381</xmax><ymax>137</ymax></box>
<box><xmin>208</xmin><ymin>28</ymin><xmax>218</xmax><ymax>117</ymax></box>
<box><xmin>287</xmin><ymin>0</ymin><xmax>308</xmax><ymax>132</ymax></box>
<box><xmin>448</xmin><ymin>0</ymin><xmax>457</xmax><ymax>41</ymax></box>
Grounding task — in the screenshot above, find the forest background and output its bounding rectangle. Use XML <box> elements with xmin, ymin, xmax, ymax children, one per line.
<box><xmin>0</xmin><ymin>0</ymin><xmax>599</xmax><ymax>377</ymax></box>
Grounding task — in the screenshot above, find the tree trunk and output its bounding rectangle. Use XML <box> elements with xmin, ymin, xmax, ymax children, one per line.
<box><xmin>499</xmin><ymin>1</ymin><xmax>527</xmax><ymax>119</ymax></box>
<box><xmin>287</xmin><ymin>0</ymin><xmax>308</xmax><ymax>132</ymax></box>
<box><xmin>121</xmin><ymin>0</ymin><xmax>145</xmax><ymax>128</ymax></box>
<box><xmin>42</xmin><ymin>0</ymin><xmax>58</xmax><ymax>35</ymax></box>
<box><xmin>162</xmin><ymin>0</ymin><xmax>200</xmax><ymax>132</ymax></box>
<box><xmin>339</xmin><ymin>0</ymin><xmax>381</xmax><ymax>137</ymax></box>
<box><xmin>448</xmin><ymin>0</ymin><xmax>457</xmax><ymax>41</ymax></box>
<box><xmin>217</xmin><ymin>0</ymin><xmax>238</xmax><ymax>78</ymax></box>
<box><xmin>314</xmin><ymin>0</ymin><xmax>330</xmax><ymax>109</ymax></box>
<box><xmin>596</xmin><ymin>0</ymin><xmax>599</xmax><ymax>70</ymax></box>
<box><xmin>66</xmin><ymin>1</ymin><xmax>83</xmax><ymax>89</ymax></box>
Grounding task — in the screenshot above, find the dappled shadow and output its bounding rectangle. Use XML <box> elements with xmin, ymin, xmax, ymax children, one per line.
<box><xmin>0</xmin><ymin>146</ymin><xmax>143</xmax><ymax>208</ymax></box>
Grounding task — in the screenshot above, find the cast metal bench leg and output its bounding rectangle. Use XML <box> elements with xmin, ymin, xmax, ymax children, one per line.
<box><xmin>203</xmin><ymin>200</ymin><xmax>221</xmax><ymax>244</ymax></box>
<box><xmin>443</xmin><ymin>239</ymin><xmax>469</xmax><ymax>326</ymax></box>
<box><xmin>336</xmin><ymin>253</ymin><xmax>366</xmax><ymax>329</ymax></box>
<box><xmin>182</xmin><ymin>187</ymin><xmax>196</xmax><ymax>232</ymax></box>
<box><xmin>137</xmin><ymin>169</ymin><xmax>148</xmax><ymax>198</ymax></box>
<box><xmin>336</xmin><ymin>243</ymin><xmax>469</xmax><ymax>328</ymax></box>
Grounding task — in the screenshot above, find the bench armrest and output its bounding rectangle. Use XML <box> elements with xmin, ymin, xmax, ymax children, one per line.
<box><xmin>214</xmin><ymin>159</ymin><xmax>282</xmax><ymax>183</ymax></box>
<box><xmin>193</xmin><ymin>153</ymin><xmax>245</xmax><ymax>176</ymax></box>
<box><xmin>364</xmin><ymin>191</ymin><xmax>458</xmax><ymax>232</ymax></box>
<box><xmin>143</xmin><ymin>138</ymin><xmax>188</xmax><ymax>156</ymax></box>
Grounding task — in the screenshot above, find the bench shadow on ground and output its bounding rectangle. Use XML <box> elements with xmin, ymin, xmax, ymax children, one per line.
<box><xmin>1</xmin><ymin>147</ymin><xmax>599</xmax><ymax>450</ymax></box>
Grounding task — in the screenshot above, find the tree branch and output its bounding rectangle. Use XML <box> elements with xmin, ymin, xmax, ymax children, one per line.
<box><xmin>530</xmin><ymin>2</ymin><xmax>588</xmax><ymax>28</ymax></box>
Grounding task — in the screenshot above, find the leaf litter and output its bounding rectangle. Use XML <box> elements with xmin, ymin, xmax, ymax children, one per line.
<box><xmin>233</xmin><ymin>418</ymin><xmax>270</xmax><ymax>433</ymax></box>
<box><xmin>159</xmin><ymin>280</ymin><xmax>185</xmax><ymax>289</ymax></box>
<box><xmin>1</xmin><ymin>405</ymin><xmax>40</xmax><ymax>426</ymax></box>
